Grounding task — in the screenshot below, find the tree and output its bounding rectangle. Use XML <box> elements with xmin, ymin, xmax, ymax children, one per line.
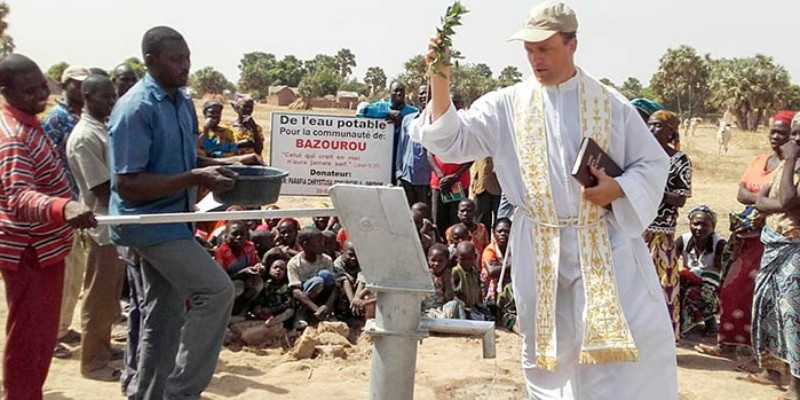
<box><xmin>451</xmin><ymin>63</ymin><xmax>498</xmax><ymax>107</ymax></box>
<box><xmin>497</xmin><ymin>66</ymin><xmax>522</xmax><ymax>87</ymax></box>
<box><xmin>122</xmin><ymin>57</ymin><xmax>146</xmax><ymax>78</ymax></box>
<box><xmin>599</xmin><ymin>78</ymin><xmax>618</xmax><ymax>89</ymax></box>
<box><xmin>340</xmin><ymin>78</ymin><xmax>369</xmax><ymax>97</ymax></box>
<box><xmin>650</xmin><ymin>45</ymin><xmax>711</xmax><ymax>119</ymax></box>
<box><xmin>709</xmin><ymin>55</ymin><xmax>792</xmax><ymax>131</ymax></box>
<box><xmin>335</xmin><ymin>48</ymin><xmax>357</xmax><ymax>79</ymax></box>
<box><xmin>786</xmin><ymin>84</ymin><xmax>800</xmax><ymax>111</ymax></box>
<box><xmin>364</xmin><ymin>66</ymin><xmax>387</xmax><ymax>94</ymax></box>
<box><xmin>619</xmin><ymin>77</ymin><xmax>644</xmax><ymax>100</ymax></box>
<box><xmin>304</xmin><ymin>54</ymin><xmax>337</xmax><ymax>76</ymax></box>
<box><xmin>268</xmin><ymin>55</ymin><xmax>304</xmax><ymax>87</ymax></box>
<box><xmin>297</xmin><ymin>67</ymin><xmax>344</xmax><ymax>100</ymax></box>
<box><xmin>190</xmin><ymin>67</ymin><xmax>235</xmax><ymax>96</ymax></box>
<box><xmin>46</xmin><ymin>62</ymin><xmax>70</xmax><ymax>82</ymax></box>
<box><xmin>472</xmin><ymin>63</ymin><xmax>493</xmax><ymax>79</ymax></box>
<box><xmin>237</xmin><ymin>52</ymin><xmax>277</xmax><ymax>99</ymax></box>
<box><xmin>396</xmin><ymin>55</ymin><xmax>428</xmax><ymax>101</ymax></box>
<box><xmin>0</xmin><ymin>2</ymin><xmax>14</xmax><ymax>56</ymax></box>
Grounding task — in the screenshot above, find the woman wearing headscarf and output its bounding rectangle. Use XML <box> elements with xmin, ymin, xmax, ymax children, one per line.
<box><xmin>696</xmin><ymin>110</ymin><xmax>794</xmax><ymax>358</ymax></box>
<box><xmin>231</xmin><ymin>96</ymin><xmax>264</xmax><ymax>156</ymax></box>
<box><xmin>198</xmin><ymin>99</ymin><xmax>238</xmax><ymax>158</ymax></box>
<box><xmin>643</xmin><ymin>110</ymin><xmax>692</xmax><ymax>340</ymax></box>
<box><xmin>676</xmin><ymin>206</ymin><xmax>726</xmax><ymax>335</ymax></box>
<box><xmin>748</xmin><ymin>112</ymin><xmax>800</xmax><ymax>395</ymax></box>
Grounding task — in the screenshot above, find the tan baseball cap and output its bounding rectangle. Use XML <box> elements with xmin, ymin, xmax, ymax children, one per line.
<box><xmin>509</xmin><ymin>1</ymin><xmax>578</xmax><ymax>43</ymax></box>
<box><xmin>61</xmin><ymin>65</ymin><xmax>91</xmax><ymax>84</ymax></box>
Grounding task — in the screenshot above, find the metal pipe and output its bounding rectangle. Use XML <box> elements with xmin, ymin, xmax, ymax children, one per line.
<box><xmin>420</xmin><ymin>318</ymin><xmax>496</xmax><ymax>359</ymax></box>
<box><xmin>368</xmin><ymin>291</ymin><xmax>424</xmax><ymax>400</ymax></box>
<box><xmin>95</xmin><ymin>208</ymin><xmax>337</xmax><ymax>226</ymax></box>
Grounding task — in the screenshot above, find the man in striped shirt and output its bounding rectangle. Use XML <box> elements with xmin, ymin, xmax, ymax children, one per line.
<box><xmin>0</xmin><ymin>54</ymin><xmax>96</xmax><ymax>400</ymax></box>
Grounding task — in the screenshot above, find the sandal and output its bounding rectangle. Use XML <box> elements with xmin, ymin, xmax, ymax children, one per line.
<box><xmin>58</xmin><ymin>329</ymin><xmax>81</xmax><ymax>345</ymax></box>
<box><xmin>82</xmin><ymin>366</ymin><xmax>122</xmax><ymax>382</ymax></box>
<box><xmin>53</xmin><ymin>343</ymin><xmax>72</xmax><ymax>359</ymax></box>
<box><xmin>694</xmin><ymin>344</ymin><xmax>726</xmax><ymax>357</ymax></box>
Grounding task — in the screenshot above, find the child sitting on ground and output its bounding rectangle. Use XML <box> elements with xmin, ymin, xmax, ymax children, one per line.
<box><xmin>453</xmin><ymin>241</ymin><xmax>492</xmax><ymax>321</ymax></box>
<box><xmin>422</xmin><ymin>243</ymin><xmax>465</xmax><ymax>319</ymax></box>
<box><xmin>274</xmin><ymin>218</ymin><xmax>302</xmax><ymax>258</ymax></box>
<box><xmin>334</xmin><ymin>241</ymin><xmax>361</xmax><ymax>313</ymax></box>
<box><xmin>287</xmin><ymin>228</ymin><xmax>338</xmax><ymax>328</ymax></box>
<box><xmin>250</xmin><ymin>228</ymin><xmax>274</xmax><ymax>261</ymax></box>
<box><xmin>350</xmin><ymin>273</ymin><xmax>376</xmax><ymax>319</ymax></box>
<box><xmin>249</xmin><ymin>256</ymin><xmax>294</xmax><ymax>327</ymax></box>
<box><xmin>481</xmin><ymin>218</ymin><xmax>512</xmax><ymax>307</ymax></box>
<box><xmin>447</xmin><ymin>223</ymin><xmax>472</xmax><ymax>266</ymax></box>
<box><xmin>411</xmin><ymin>202</ymin><xmax>441</xmax><ymax>243</ymax></box>
<box><xmin>322</xmin><ymin>230</ymin><xmax>340</xmax><ymax>260</ymax></box>
<box><xmin>446</xmin><ymin>199</ymin><xmax>491</xmax><ymax>256</ymax></box>
<box><xmin>496</xmin><ymin>283</ymin><xmax>518</xmax><ymax>334</ymax></box>
<box><xmin>412</xmin><ymin>210</ymin><xmax>434</xmax><ymax>255</ymax></box>
<box><xmin>214</xmin><ymin>220</ymin><xmax>265</xmax><ymax>315</ymax></box>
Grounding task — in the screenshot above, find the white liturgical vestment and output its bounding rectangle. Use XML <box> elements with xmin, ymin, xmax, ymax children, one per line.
<box><xmin>411</xmin><ymin>72</ymin><xmax>679</xmax><ymax>400</ymax></box>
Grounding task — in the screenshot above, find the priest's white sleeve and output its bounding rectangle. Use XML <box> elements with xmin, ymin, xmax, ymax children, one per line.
<box><xmin>611</xmin><ymin>104</ymin><xmax>669</xmax><ymax>238</ymax></box>
<box><xmin>409</xmin><ymin>90</ymin><xmax>509</xmax><ymax>164</ymax></box>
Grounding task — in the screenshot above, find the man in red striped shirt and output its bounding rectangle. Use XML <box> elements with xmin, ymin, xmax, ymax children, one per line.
<box><xmin>0</xmin><ymin>54</ymin><xmax>96</xmax><ymax>400</ymax></box>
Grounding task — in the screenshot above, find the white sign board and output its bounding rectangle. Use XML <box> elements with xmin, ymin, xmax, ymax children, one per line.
<box><xmin>270</xmin><ymin>112</ymin><xmax>394</xmax><ymax>196</ymax></box>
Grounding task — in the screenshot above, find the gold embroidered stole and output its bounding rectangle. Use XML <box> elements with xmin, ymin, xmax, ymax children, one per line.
<box><xmin>513</xmin><ymin>70</ymin><xmax>638</xmax><ymax>371</ymax></box>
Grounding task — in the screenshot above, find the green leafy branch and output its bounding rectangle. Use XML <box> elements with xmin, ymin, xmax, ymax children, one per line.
<box><xmin>431</xmin><ymin>1</ymin><xmax>469</xmax><ymax>78</ymax></box>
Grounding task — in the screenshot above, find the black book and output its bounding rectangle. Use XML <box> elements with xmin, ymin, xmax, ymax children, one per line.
<box><xmin>570</xmin><ymin>137</ymin><xmax>623</xmax><ymax>187</ymax></box>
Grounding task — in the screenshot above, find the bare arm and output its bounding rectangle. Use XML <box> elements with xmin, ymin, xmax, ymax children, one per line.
<box><xmin>89</xmin><ymin>181</ymin><xmax>111</xmax><ymax>208</ymax></box>
<box><xmin>779</xmin><ymin>152</ymin><xmax>800</xmax><ymax>210</ymax></box>
<box><xmin>442</xmin><ymin>268</ymin><xmax>455</xmax><ymax>302</ymax></box>
<box><xmin>663</xmin><ymin>192</ymin><xmax>687</xmax><ymax>207</ymax></box>
<box><xmin>737</xmin><ymin>184</ymin><xmax>759</xmax><ymax>205</ymax></box>
<box><xmin>427</xmin><ymin>39</ymin><xmax>452</xmax><ymax>123</ymax></box>
<box><xmin>292</xmin><ymin>287</ymin><xmax>319</xmax><ymax>313</ymax></box>
<box><xmin>754</xmin><ymin>185</ymin><xmax>784</xmax><ymax>214</ymax></box>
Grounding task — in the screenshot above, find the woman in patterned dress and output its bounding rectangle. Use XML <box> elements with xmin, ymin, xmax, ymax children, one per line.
<box><xmin>643</xmin><ymin>110</ymin><xmax>692</xmax><ymax>340</ymax></box>
<box><xmin>696</xmin><ymin>111</ymin><xmax>794</xmax><ymax>358</ymax></box>
<box><xmin>230</xmin><ymin>96</ymin><xmax>264</xmax><ymax>156</ymax></box>
<box><xmin>747</xmin><ymin>112</ymin><xmax>800</xmax><ymax>396</ymax></box>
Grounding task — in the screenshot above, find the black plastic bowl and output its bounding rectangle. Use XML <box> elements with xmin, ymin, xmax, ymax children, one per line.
<box><xmin>212</xmin><ymin>166</ymin><xmax>289</xmax><ymax>206</ymax></box>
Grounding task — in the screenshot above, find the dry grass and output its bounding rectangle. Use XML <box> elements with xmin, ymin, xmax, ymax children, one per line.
<box><xmin>677</xmin><ymin>125</ymin><xmax>771</xmax><ymax>238</ymax></box>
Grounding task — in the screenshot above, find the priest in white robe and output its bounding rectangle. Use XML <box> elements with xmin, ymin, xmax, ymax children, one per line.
<box><xmin>411</xmin><ymin>2</ymin><xmax>679</xmax><ymax>399</ymax></box>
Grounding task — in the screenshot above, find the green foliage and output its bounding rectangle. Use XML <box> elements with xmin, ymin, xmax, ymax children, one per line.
<box><xmin>0</xmin><ymin>2</ymin><xmax>14</xmax><ymax>56</ymax></box>
<box><xmin>451</xmin><ymin>62</ymin><xmax>498</xmax><ymax>107</ymax></box>
<box><xmin>786</xmin><ymin>85</ymin><xmax>800</xmax><ymax>111</ymax></box>
<box><xmin>650</xmin><ymin>45</ymin><xmax>711</xmax><ymax>118</ymax></box>
<box><xmin>46</xmin><ymin>62</ymin><xmax>70</xmax><ymax>82</ymax></box>
<box><xmin>123</xmin><ymin>57</ymin><xmax>146</xmax><ymax>78</ymax></box>
<box><xmin>298</xmin><ymin>67</ymin><xmax>344</xmax><ymax>99</ymax></box>
<box><xmin>304</xmin><ymin>54</ymin><xmax>338</xmax><ymax>76</ymax></box>
<box><xmin>619</xmin><ymin>77</ymin><xmax>644</xmax><ymax>100</ymax></box>
<box><xmin>397</xmin><ymin>55</ymin><xmax>428</xmax><ymax>99</ymax></box>
<box><xmin>237</xmin><ymin>52</ymin><xmax>277</xmax><ymax>99</ymax></box>
<box><xmin>269</xmin><ymin>55</ymin><xmax>304</xmax><ymax>87</ymax></box>
<box><xmin>709</xmin><ymin>55</ymin><xmax>792</xmax><ymax>131</ymax></box>
<box><xmin>599</xmin><ymin>78</ymin><xmax>617</xmax><ymax>89</ymax></box>
<box><xmin>364</xmin><ymin>66</ymin><xmax>387</xmax><ymax>94</ymax></box>
<box><xmin>497</xmin><ymin>66</ymin><xmax>522</xmax><ymax>87</ymax></box>
<box><xmin>340</xmin><ymin>78</ymin><xmax>369</xmax><ymax>97</ymax></box>
<box><xmin>431</xmin><ymin>1</ymin><xmax>469</xmax><ymax>77</ymax></box>
<box><xmin>335</xmin><ymin>48</ymin><xmax>357</xmax><ymax>79</ymax></box>
<box><xmin>190</xmin><ymin>66</ymin><xmax>235</xmax><ymax>96</ymax></box>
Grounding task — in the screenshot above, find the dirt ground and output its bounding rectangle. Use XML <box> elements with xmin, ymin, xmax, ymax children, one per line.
<box><xmin>5</xmin><ymin>103</ymin><xmax>788</xmax><ymax>399</ymax></box>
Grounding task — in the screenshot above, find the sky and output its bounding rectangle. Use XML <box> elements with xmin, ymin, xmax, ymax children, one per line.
<box><xmin>8</xmin><ymin>0</ymin><xmax>800</xmax><ymax>88</ymax></box>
